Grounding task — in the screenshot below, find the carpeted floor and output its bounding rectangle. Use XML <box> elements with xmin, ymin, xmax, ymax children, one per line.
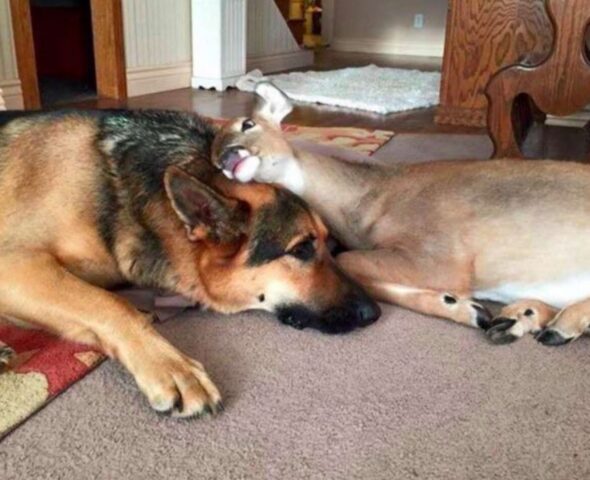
<box><xmin>2</xmin><ymin>133</ymin><xmax>589</xmax><ymax>480</ymax></box>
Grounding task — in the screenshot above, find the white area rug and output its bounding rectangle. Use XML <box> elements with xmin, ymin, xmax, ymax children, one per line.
<box><xmin>236</xmin><ymin>65</ymin><xmax>441</xmax><ymax>115</ymax></box>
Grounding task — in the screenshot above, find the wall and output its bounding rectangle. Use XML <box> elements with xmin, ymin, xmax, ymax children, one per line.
<box><xmin>122</xmin><ymin>0</ymin><xmax>192</xmax><ymax>96</ymax></box>
<box><xmin>0</xmin><ymin>0</ymin><xmax>24</xmax><ymax>108</ymax></box>
<box><xmin>331</xmin><ymin>0</ymin><xmax>448</xmax><ymax>57</ymax></box>
<box><xmin>246</xmin><ymin>0</ymin><xmax>313</xmax><ymax>73</ymax></box>
<box><xmin>0</xmin><ymin>0</ymin><xmax>311</xmax><ymax>103</ymax></box>
<box><xmin>247</xmin><ymin>0</ymin><xmax>300</xmax><ymax>57</ymax></box>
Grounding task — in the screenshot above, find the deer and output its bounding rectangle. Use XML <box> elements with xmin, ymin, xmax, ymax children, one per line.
<box><xmin>210</xmin><ymin>82</ymin><xmax>590</xmax><ymax>347</ymax></box>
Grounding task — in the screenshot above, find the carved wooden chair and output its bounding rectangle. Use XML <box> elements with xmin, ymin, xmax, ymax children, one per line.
<box><xmin>486</xmin><ymin>0</ymin><xmax>590</xmax><ymax>158</ymax></box>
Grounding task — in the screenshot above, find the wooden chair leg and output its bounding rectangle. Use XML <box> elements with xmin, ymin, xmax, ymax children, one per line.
<box><xmin>486</xmin><ymin>74</ymin><xmax>524</xmax><ymax>159</ymax></box>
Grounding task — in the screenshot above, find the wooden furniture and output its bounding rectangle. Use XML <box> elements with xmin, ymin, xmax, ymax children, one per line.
<box><xmin>436</xmin><ymin>0</ymin><xmax>553</xmax><ymax>128</ymax></box>
<box><xmin>486</xmin><ymin>0</ymin><xmax>590</xmax><ymax>158</ymax></box>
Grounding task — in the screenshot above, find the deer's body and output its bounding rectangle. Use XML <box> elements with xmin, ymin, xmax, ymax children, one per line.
<box><xmin>291</xmin><ymin>150</ymin><xmax>590</xmax><ymax>307</ymax></box>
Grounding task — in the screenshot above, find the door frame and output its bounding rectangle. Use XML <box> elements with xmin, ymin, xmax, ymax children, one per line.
<box><xmin>9</xmin><ymin>0</ymin><xmax>127</xmax><ymax>109</ymax></box>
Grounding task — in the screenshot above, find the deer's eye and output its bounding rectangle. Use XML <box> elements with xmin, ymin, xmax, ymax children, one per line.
<box><xmin>241</xmin><ymin>119</ymin><xmax>256</xmax><ymax>132</ymax></box>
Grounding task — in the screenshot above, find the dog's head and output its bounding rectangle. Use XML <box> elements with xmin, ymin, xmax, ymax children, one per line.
<box><xmin>211</xmin><ymin>82</ymin><xmax>298</xmax><ymax>186</ymax></box>
<box><xmin>164</xmin><ymin>167</ymin><xmax>380</xmax><ymax>333</ymax></box>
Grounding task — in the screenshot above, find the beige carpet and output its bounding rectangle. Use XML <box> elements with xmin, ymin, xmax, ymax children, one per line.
<box><xmin>2</xmin><ymin>133</ymin><xmax>589</xmax><ymax>480</ymax></box>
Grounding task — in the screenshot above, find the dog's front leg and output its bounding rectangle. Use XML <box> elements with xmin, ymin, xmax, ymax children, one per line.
<box><xmin>337</xmin><ymin>249</ymin><xmax>492</xmax><ymax>329</ymax></box>
<box><xmin>0</xmin><ymin>251</ymin><xmax>221</xmax><ymax>417</ymax></box>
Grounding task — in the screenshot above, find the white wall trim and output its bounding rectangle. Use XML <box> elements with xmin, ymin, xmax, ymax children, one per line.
<box><xmin>331</xmin><ymin>37</ymin><xmax>444</xmax><ymax>58</ymax></box>
<box><xmin>122</xmin><ymin>0</ymin><xmax>192</xmax><ymax>71</ymax></box>
<box><xmin>126</xmin><ymin>62</ymin><xmax>192</xmax><ymax>97</ymax></box>
<box><xmin>192</xmin><ymin>0</ymin><xmax>247</xmax><ymax>91</ymax></box>
<box><xmin>0</xmin><ymin>80</ymin><xmax>23</xmax><ymax>109</ymax></box>
<box><xmin>247</xmin><ymin>49</ymin><xmax>314</xmax><ymax>74</ymax></box>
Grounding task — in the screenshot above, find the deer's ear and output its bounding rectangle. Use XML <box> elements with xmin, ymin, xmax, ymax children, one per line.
<box><xmin>254</xmin><ymin>81</ymin><xmax>293</xmax><ymax>126</ymax></box>
<box><xmin>164</xmin><ymin>166</ymin><xmax>248</xmax><ymax>243</ymax></box>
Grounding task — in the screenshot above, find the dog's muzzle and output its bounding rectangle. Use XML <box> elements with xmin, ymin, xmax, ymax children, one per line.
<box><xmin>277</xmin><ymin>295</ymin><xmax>381</xmax><ymax>334</ymax></box>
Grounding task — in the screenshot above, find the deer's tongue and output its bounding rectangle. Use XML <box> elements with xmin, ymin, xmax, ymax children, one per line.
<box><xmin>221</xmin><ymin>149</ymin><xmax>260</xmax><ymax>182</ymax></box>
<box><xmin>233</xmin><ymin>155</ymin><xmax>260</xmax><ymax>183</ymax></box>
<box><xmin>221</xmin><ymin>149</ymin><xmax>248</xmax><ymax>174</ymax></box>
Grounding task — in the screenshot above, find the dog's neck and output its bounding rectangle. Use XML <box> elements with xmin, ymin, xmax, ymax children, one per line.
<box><xmin>270</xmin><ymin>146</ymin><xmax>387</xmax><ymax>248</ymax></box>
<box><xmin>115</xmin><ymin>189</ymin><xmax>206</xmax><ymax>304</ymax></box>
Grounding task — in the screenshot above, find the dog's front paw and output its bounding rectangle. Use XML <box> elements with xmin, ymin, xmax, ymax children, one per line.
<box><xmin>130</xmin><ymin>345</ymin><xmax>222</xmax><ymax>418</ymax></box>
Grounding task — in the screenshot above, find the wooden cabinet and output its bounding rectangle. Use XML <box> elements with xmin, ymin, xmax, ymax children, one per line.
<box><xmin>435</xmin><ymin>0</ymin><xmax>553</xmax><ymax>127</ymax></box>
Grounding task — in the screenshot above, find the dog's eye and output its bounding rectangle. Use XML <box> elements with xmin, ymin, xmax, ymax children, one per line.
<box><xmin>241</xmin><ymin>119</ymin><xmax>256</xmax><ymax>132</ymax></box>
<box><xmin>288</xmin><ymin>236</ymin><xmax>316</xmax><ymax>261</ymax></box>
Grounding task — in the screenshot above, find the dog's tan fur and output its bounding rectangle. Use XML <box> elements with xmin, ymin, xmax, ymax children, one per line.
<box><xmin>212</xmin><ymin>82</ymin><xmax>590</xmax><ymax>346</ymax></box>
<box><xmin>0</xmin><ymin>110</ymin><xmax>378</xmax><ymax>417</ymax></box>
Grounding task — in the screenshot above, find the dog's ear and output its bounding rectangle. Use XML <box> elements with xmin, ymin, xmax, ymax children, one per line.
<box><xmin>254</xmin><ymin>81</ymin><xmax>293</xmax><ymax>126</ymax></box>
<box><xmin>164</xmin><ymin>166</ymin><xmax>248</xmax><ymax>243</ymax></box>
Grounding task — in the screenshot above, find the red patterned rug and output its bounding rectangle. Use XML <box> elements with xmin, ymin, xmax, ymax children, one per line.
<box><xmin>0</xmin><ymin>122</ymin><xmax>393</xmax><ymax>440</ymax></box>
<box><xmin>0</xmin><ymin>322</ymin><xmax>104</xmax><ymax>439</ymax></box>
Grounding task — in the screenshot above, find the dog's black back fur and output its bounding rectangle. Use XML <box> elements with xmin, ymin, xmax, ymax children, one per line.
<box><xmin>0</xmin><ymin>109</ymin><xmax>218</xmax><ymax>274</ymax></box>
<box><xmin>91</xmin><ymin>110</ymin><xmax>218</xmax><ymax>285</ymax></box>
<box><xmin>98</xmin><ymin>109</ymin><xmax>217</xmax><ymax>199</ymax></box>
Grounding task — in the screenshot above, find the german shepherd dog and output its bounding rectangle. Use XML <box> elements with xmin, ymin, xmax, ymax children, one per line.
<box><xmin>0</xmin><ymin>109</ymin><xmax>379</xmax><ymax>417</ymax></box>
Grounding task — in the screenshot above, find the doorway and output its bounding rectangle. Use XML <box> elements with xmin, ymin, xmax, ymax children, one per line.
<box><xmin>10</xmin><ymin>0</ymin><xmax>126</xmax><ymax>109</ymax></box>
<box><xmin>31</xmin><ymin>0</ymin><xmax>96</xmax><ymax>106</ymax></box>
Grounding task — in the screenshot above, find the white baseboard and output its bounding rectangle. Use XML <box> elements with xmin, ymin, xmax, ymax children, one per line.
<box><xmin>331</xmin><ymin>38</ymin><xmax>444</xmax><ymax>58</ymax></box>
<box><xmin>126</xmin><ymin>62</ymin><xmax>192</xmax><ymax>97</ymax></box>
<box><xmin>247</xmin><ymin>49</ymin><xmax>314</xmax><ymax>74</ymax></box>
<box><xmin>0</xmin><ymin>80</ymin><xmax>24</xmax><ymax>110</ymax></box>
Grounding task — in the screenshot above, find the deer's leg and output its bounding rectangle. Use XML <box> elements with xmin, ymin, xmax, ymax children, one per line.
<box><xmin>337</xmin><ymin>249</ymin><xmax>492</xmax><ymax>329</ymax></box>
<box><xmin>486</xmin><ymin>299</ymin><xmax>559</xmax><ymax>345</ymax></box>
<box><xmin>0</xmin><ymin>251</ymin><xmax>221</xmax><ymax>417</ymax></box>
<box><xmin>536</xmin><ymin>298</ymin><xmax>590</xmax><ymax>346</ymax></box>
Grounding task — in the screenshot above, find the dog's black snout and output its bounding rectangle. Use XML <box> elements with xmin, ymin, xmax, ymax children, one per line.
<box><xmin>354</xmin><ymin>298</ymin><xmax>381</xmax><ymax>326</ymax></box>
<box><xmin>277</xmin><ymin>305</ymin><xmax>312</xmax><ymax>330</ymax></box>
<box><xmin>276</xmin><ymin>294</ymin><xmax>381</xmax><ymax>335</ymax></box>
